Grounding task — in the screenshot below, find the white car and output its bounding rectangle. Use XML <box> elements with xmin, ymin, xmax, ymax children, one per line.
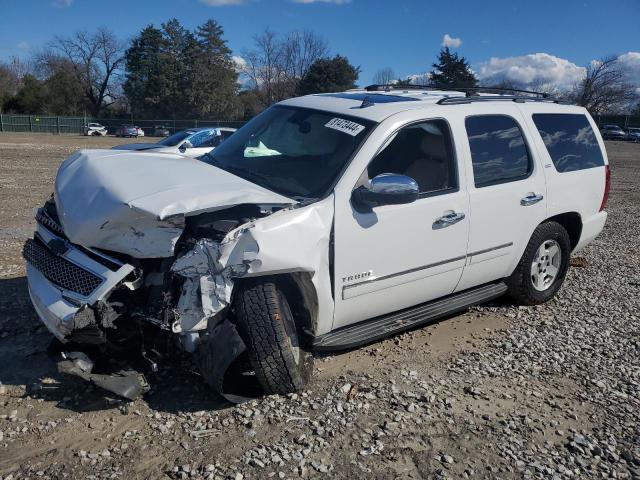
<box><xmin>83</xmin><ymin>123</ymin><xmax>107</xmax><ymax>136</ymax></box>
<box><xmin>111</xmin><ymin>127</ymin><xmax>236</xmax><ymax>158</ymax></box>
<box><xmin>24</xmin><ymin>86</ymin><xmax>609</xmax><ymax>402</ymax></box>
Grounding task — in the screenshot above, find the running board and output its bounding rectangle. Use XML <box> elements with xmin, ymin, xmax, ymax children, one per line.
<box><xmin>312</xmin><ymin>282</ymin><xmax>508</xmax><ymax>351</ymax></box>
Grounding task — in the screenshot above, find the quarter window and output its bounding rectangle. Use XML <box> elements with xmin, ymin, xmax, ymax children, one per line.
<box><xmin>532</xmin><ymin>114</ymin><xmax>605</xmax><ymax>172</ymax></box>
<box><xmin>465</xmin><ymin>115</ymin><xmax>532</xmax><ymax>188</ymax></box>
<box><xmin>367</xmin><ymin>119</ymin><xmax>457</xmax><ymax>195</ymax></box>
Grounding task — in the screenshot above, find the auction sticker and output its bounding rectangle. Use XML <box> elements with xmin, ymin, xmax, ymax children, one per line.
<box><xmin>325</xmin><ymin>118</ymin><xmax>365</xmax><ymax>136</ymax></box>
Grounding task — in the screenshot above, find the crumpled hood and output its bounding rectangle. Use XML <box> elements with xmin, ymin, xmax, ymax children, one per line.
<box><xmin>54</xmin><ymin>149</ymin><xmax>295</xmax><ymax>258</ymax></box>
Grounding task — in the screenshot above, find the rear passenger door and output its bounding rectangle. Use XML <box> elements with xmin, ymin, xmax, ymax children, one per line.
<box><xmin>456</xmin><ymin>106</ymin><xmax>547</xmax><ymax>292</ymax></box>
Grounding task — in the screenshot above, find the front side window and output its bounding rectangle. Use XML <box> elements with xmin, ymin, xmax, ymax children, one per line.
<box><xmin>367</xmin><ymin>119</ymin><xmax>457</xmax><ymax>195</ymax></box>
<box><xmin>532</xmin><ymin>114</ymin><xmax>605</xmax><ymax>173</ymax></box>
<box><xmin>465</xmin><ymin>115</ymin><xmax>532</xmax><ymax>188</ymax></box>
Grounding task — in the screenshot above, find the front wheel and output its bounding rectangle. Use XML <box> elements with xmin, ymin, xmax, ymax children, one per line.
<box><xmin>506</xmin><ymin>221</ymin><xmax>571</xmax><ymax>305</ymax></box>
<box><xmin>234</xmin><ymin>281</ymin><xmax>313</xmax><ymax>395</ymax></box>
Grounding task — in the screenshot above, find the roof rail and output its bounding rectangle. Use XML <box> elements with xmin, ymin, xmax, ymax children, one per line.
<box><xmin>437</xmin><ymin>95</ymin><xmax>564</xmax><ymax>105</ymax></box>
<box><xmin>364</xmin><ymin>84</ymin><xmax>562</xmax><ymax>103</ymax></box>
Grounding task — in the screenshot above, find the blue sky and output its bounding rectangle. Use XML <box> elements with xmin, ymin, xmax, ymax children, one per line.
<box><xmin>1</xmin><ymin>0</ymin><xmax>639</xmax><ymax>88</ymax></box>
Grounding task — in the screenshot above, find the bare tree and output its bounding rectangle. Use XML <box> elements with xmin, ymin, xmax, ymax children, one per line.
<box><xmin>48</xmin><ymin>27</ymin><xmax>125</xmax><ymax>116</ymax></box>
<box><xmin>241</xmin><ymin>29</ymin><xmax>288</xmax><ymax>106</ymax></box>
<box><xmin>570</xmin><ymin>56</ymin><xmax>636</xmax><ymax>115</ymax></box>
<box><xmin>0</xmin><ymin>57</ymin><xmax>31</xmax><ymax>98</ymax></box>
<box><xmin>281</xmin><ymin>30</ymin><xmax>329</xmax><ymax>80</ymax></box>
<box><xmin>241</xmin><ymin>28</ymin><xmax>329</xmax><ymax>107</ymax></box>
<box><xmin>372</xmin><ymin>67</ymin><xmax>395</xmax><ymax>85</ymax></box>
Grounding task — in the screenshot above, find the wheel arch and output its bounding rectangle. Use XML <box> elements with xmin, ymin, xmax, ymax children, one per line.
<box><xmin>544</xmin><ymin>212</ymin><xmax>583</xmax><ymax>251</ymax></box>
<box><xmin>233</xmin><ymin>272</ymin><xmax>319</xmax><ymax>340</ymax></box>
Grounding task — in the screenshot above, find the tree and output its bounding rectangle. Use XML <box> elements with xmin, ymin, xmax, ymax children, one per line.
<box><xmin>35</xmin><ymin>53</ymin><xmax>86</xmax><ymax>115</ymax></box>
<box><xmin>281</xmin><ymin>30</ymin><xmax>329</xmax><ymax>80</ymax></box>
<box><xmin>48</xmin><ymin>27</ymin><xmax>125</xmax><ymax>116</ymax></box>
<box><xmin>0</xmin><ymin>57</ymin><xmax>32</xmax><ymax>111</ymax></box>
<box><xmin>124</xmin><ymin>19</ymin><xmax>240</xmax><ymax>119</ymax></box>
<box><xmin>240</xmin><ymin>28</ymin><xmax>329</xmax><ymax>107</ymax></box>
<box><xmin>429</xmin><ymin>47</ymin><xmax>477</xmax><ymax>89</ymax></box>
<box><xmin>372</xmin><ymin>67</ymin><xmax>395</xmax><ymax>85</ymax></box>
<box><xmin>297</xmin><ymin>55</ymin><xmax>359</xmax><ymax>95</ymax></box>
<box><xmin>3</xmin><ymin>75</ymin><xmax>46</xmax><ymax>113</ymax></box>
<box><xmin>241</xmin><ymin>29</ymin><xmax>290</xmax><ymax>106</ymax></box>
<box><xmin>123</xmin><ymin>25</ymin><xmax>167</xmax><ymax>117</ymax></box>
<box><xmin>569</xmin><ymin>56</ymin><xmax>637</xmax><ymax>115</ymax></box>
<box><xmin>190</xmin><ymin>19</ymin><xmax>239</xmax><ymax>119</ymax></box>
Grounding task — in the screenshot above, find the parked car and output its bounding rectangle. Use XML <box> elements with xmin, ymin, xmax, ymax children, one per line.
<box><xmin>153</xmin><ymin>125</ymin><xmax>171</xmax><ymax>137</ymax></box>
<box><xmin>624</xmin><ymin>127</ymin><xmax>640</xmax><ymax>142</ymax></box>
<box><xmin>115</xmin><ymin>125</ymin><xmax>141</xmax><ymax>138</ymax></box>
<box><xmin>600</xmin><ymin>124</ymin><xmax>625</xmax><ymax>140</ymax></box>
<box><xmin>111</xmin><ymin>127</ymin><xmax>236</xmax><ymax>158</ymax></box>
<box><xmin>83</xmin><ymin>123</ymin><xmax>107</xmax><ymax>136</ymax></box>
<box><xmin>23</xmin><ymin>86</ymin><xmax>609</xmax><ymax>402</ymax></box>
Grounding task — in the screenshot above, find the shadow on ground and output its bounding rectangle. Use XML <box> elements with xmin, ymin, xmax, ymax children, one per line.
<box><xmin>0</xmin><ymin>276</ymin><xmax>229</xmax><ymax>414</ymax></box>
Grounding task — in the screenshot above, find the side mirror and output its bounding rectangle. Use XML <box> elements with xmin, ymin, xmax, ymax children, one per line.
<box><xmin>179</xmin><ymin>140</ymin><xmax>193</xmax><ymax>152</ymax></box>
<box><xmin>352</xmin><ymin>173</ymin><xmax>419</xmax><ymax>212</ymax></box>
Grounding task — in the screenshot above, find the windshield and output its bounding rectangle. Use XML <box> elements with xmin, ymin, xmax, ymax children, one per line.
<box><xmin>201</xmin><ymin>106</ymin><xmax>374</xmax><ymax>199</ymax></box>
<box><xmin>158</xmin><ymin>130</ymin><xmax>194</xmax><ymax>146</ymax></box>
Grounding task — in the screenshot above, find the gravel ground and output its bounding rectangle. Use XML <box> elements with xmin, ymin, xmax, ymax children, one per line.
<box><xmin>0</xmin><ymin>133</ymin><xmax>638</xmax><ymax>480</ymax></box>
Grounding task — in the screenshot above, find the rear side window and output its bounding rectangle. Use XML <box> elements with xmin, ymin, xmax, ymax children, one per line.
<box><xmin>532</xmin><ymin>114</ymin><xmax>605</xmax><ymax>173</ymax></box>
<box><xmin>465</xmin><ymin>115</ymin><xmax>532</xmax><ymax>188</ymax></box>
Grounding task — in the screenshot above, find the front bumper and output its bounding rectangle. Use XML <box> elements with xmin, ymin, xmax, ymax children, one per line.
<box><xmin>24</xmin><ymin>220</ymin><xmax>134</xmax><ymax>342</ymax></box>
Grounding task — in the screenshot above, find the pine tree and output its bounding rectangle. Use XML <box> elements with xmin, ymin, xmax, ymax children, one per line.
<box><xmin>429</xmin><ymin>47</ymin><xmax>477</xmax><ymax>89</ymax></box>
<box><xmin>297</xmin><ymin>55</ymin><xmax>359</xmax><ymax>95</ymax></box>
<box><xmin>191</xmin><ymin>20</ymin><xmax>239</xmax><ymax>119</ymax></box>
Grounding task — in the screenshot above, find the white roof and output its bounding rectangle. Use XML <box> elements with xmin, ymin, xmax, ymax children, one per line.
<box><xmin>279</xmin><ymin>88</ymin><xmax>569</xmax><ymax>123</ymax></box>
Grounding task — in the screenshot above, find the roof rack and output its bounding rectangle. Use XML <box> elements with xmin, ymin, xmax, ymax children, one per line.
<box><xmin>363</xmin><ymin>84</ymin><xmax>564</xmax><ymax>105</ymax></box>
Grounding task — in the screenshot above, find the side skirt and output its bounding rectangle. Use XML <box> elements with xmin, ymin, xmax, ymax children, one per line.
<box><xmin>312</xmin><ymin>282</ymin><xmax>508</xmax><ymax>351</ymax></box>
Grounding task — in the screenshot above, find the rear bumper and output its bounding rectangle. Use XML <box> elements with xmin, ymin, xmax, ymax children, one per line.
<box><xmin>575</xmin><ymin>211</ymin><xmax>607</xmax><ymax>253</ymax></box>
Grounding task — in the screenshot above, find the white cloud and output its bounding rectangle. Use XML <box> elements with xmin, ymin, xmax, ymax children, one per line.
<box><xmin>477</xmin><ymin>53</ymin><xmax>586</xmax><ymax>90</ymax></box>
<box><xmin>291</xmin><ymin>0</ymin><xmax>351</xmax><ymax>4</ymax></box>
<box><xmin>52</xmin><ymin>0</ymin><xmax>73</xmax><ymax>7</ymax></box>
<box><xmin>232</xmin><ymin>55</ymin><xmax>247</xmax><ymax>72</ymax></box>
<box><xmin>17</xmin><ymin>41</ymin><xmax>30</xmax><ymax>51</ymax></box>
<box><xmin>199</xmin><ymin>0</ymin><xmax>245</xmax><ymax>5</ymax></box>
<box><xmin>441</xmin><ymin>34</ymin><xmax>462</xmax><ymax>48</ymax></box>
<box><xmin>618</xmin><ymin>51</ymin><xmax>640</xmax><ymax>83</ymax></box>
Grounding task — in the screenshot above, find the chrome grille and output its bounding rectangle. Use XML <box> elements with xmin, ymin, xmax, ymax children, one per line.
<box><xmin>23</xmin><ymin>239</ymin><xmax>103</xmax><ymax>297</ymax></box>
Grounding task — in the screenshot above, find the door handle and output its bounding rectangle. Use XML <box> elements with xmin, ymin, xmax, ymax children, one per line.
<box><xmin>520</xmin><ymin>193</ymin><xmax>544</xmax><ymax>206</ymax></box>
<box><xmin>433</xmin><ymin>212</ymin><xmax>466</xmax><ymax>229</ymax></box>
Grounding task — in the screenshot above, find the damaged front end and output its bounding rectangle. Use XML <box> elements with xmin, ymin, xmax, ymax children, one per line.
<box><xmin>25</xmin><ymin>149</ymin><xmax>334</xmax><ymax>403</ymax></box>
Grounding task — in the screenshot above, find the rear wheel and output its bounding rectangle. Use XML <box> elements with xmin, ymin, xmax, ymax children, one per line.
<box><xmin>506</xmin><ymin>221</ymin><xmax>571</xmax><ymax>305</ymax></box>
<box><xmin>234</xmin><ymin>281</ymin><xmax>313</xmax><ymax>395</ymax></box>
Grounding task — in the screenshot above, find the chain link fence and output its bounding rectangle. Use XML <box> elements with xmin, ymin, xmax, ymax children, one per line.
<box><xmin>0</xmin><ymin>113</ymin><xmax>637</xmax><ymax>137</ymax></box>
<box><xmin>0</xmin><ymin>114</ymin><xmax>246</xmax><ymax>136</ymax></box>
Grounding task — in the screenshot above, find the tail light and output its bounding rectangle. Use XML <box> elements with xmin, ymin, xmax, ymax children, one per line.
<box><xmin>599</xmin><ymin>164</ymin><xmax>611</xmax><ymax>211</ymax></box>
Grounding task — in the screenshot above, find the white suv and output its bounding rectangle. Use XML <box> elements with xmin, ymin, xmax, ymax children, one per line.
<box><xmin>24</xmin><ymin>86</ymin><xmax>609</xmax><ymax>401</ymax></box>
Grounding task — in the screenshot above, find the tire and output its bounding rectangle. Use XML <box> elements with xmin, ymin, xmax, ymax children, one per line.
<box><xmin>506</xmin><ymin>221</ymin><xmax>571</xmax><ymax>305</ymax></box>
<box><xmin>235</xmin><ymin>281</ymin><xmax>313</xmax><ymax>395</ymax></box>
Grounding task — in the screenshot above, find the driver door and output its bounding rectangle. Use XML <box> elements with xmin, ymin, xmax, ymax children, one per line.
<box><xmin>332</xmin><ymin>118</ymin><xmax>470</xmax><ymax>329</ymax></box>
